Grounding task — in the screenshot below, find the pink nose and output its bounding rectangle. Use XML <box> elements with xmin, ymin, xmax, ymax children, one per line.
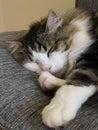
<box><xmin>44</xmin><ymin>66</ymin><xmax>52</xmax><ymax>72</ymax></box>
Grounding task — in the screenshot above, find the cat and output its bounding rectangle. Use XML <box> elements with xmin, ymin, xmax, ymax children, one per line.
<box><xmin>2</xmin><ymin>8</ymin><xmax>98</xmax><ymax>129</ymax></box>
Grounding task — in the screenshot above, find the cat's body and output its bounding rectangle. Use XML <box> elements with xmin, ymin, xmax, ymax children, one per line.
<box><xmin>9</xmin><ymin>9</ymin><xmax>98</xmax><ymax>76</ymax></box>
<box><xmin>3</xmin><ymin>8</ymin><xmax>98</xmax><ymax>129</ymax></box>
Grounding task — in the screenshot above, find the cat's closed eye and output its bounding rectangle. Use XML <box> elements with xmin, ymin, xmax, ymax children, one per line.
<box><xmin>47</xmin><ymin>47</ymin><xmax>53</xmax><ymax>57</ymax></box>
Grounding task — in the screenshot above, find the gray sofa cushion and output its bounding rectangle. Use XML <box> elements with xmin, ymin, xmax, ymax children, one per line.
<box><xmin>0</xmin><ymin>31</ymin><xmax>98</xmax><ymax>130</ymax></box>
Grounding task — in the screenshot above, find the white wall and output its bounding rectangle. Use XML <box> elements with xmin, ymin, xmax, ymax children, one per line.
<box><xmin>0</xmin><ymin>0</ymin><xmax>75</xmax><ymax>32</ymax></box>
<box><xmin>0</xmin><ymin>0</ymin><xmax>4</xmax><ymax>32</ymax></box>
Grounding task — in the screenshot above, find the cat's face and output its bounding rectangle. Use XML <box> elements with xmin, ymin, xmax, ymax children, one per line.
<box><xmin>10</xmin><ymin>9</ymin><xmax>93</xmax><ymax>75</ymax></box>
<box><xmin>23</xmin><ymin>10</ymin><xmax>70</xmax><ymax>74</ymax></box>
<box><xmin>25</xmin><ymin>31</ymin><xmax>69</xmax><ymax>74</ymax></box>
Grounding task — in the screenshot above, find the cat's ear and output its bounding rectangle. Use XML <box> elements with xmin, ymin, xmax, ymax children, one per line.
<box><xmin>7</xmin><ymin>41</ymin><xmax>22</xmax><ymax>54</ymax></box>
<box><xmin>46</xmin><ymin>10</ymin><xmax>63</xmax><ymax>33</ymax></box>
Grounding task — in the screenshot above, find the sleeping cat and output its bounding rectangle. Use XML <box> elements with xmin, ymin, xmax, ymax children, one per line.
<box><xmin>3</xmin><ymin>8</ymin><xmax>98</xmax><ymax>129</ymax></box>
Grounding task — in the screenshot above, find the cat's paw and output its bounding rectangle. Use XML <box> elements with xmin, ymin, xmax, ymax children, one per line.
<box><xmin>42</xmin><ymin>100</ymin><xmax>69</xmax><ymax>129</ymax></box>
<box><xmin>38</xmin><ymin>72</ymin><xmax>55</xmax><ymax>90</ymax></box>
<box><xmin>42</xmin><ymin>85</ymin><xmax>78</xmax><ymax>129</ymax></box>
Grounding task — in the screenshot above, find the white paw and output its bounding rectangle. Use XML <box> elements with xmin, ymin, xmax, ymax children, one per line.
<box><xmin>42</xmin><ymin>99</ymin><xmax>69</xmax><ymax>129</ymax></box>
<box><xmin>38</xmin><ymin>72</ymin><xmax>55</xmax><ymax>90</ymax></box>
<box><xmin>42</xmin><ymin>85</ymin><xmax>97</xmax><ymax>128</ymax></box>
<box><xmin>42</xmin><ymin>85</ymin><xmax>78</xmax><ymax>129</ymax></box>
<box><xmin>42</xmin><ymin>84</ymin><xmax>97</xmax><ymax>129</ymax></box>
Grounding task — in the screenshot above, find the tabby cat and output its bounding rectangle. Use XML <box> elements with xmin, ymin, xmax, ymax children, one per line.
<box><xmin>4</xmin><ymin>8</ymin><xmax>98</xmax><ymax>129</ymax></box>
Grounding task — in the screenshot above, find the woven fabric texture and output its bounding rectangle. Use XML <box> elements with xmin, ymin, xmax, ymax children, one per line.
<box><xmin>0</xmin><ymin>31</ymin><xmax>98</xmax><ymax>130</ymax></box>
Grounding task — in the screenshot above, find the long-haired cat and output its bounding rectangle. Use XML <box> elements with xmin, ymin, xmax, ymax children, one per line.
<box><xmin>2</xmin><ymin>8</ymin><xmax>98</xmax><ymax>129</ymax></box>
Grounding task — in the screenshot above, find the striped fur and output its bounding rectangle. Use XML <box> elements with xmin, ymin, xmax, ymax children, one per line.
<box><xmin>5</xmin><ymin>8</ymin><xmax>98</xmax><ymax>129</ymax></box>
<box><xmin>7</xmin><ymin>9</ymin><xmax>98</xmax><ymax>75</ymax></box>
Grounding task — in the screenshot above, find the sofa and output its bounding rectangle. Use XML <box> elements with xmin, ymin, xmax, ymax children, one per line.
<box><xmin>0</xmin><ymin>0</ymin><xmax>98</xmax><ymax>129</ymax></box>
<box><xmin>0</xmin><ymin>30</ymin><xmax>98</xmax><ymax>130</ymax></box>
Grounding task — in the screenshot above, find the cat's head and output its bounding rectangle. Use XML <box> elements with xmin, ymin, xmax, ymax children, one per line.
<box><xmin>9</xmin><ymin>9</ymin><xmax>93</xmax><ymax>75</ymax></box>
<box><xmin>9</xmin><ymin>10</ymin><xmax>69</xmax><ymax>75</ymax></box>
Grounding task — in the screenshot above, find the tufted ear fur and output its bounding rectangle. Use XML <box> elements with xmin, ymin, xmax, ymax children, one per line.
<box><xmin>0</xmin><ymin>40</ymin><xmax>22</xmax><ymax>53</ymax></box>
<box><xmin>46</xmin><ymin>10</ymin><xmax>63</xmax><ymax>33</ymax></box>
<box><xmin>6</xmin><ymin>41</ymin><xmax>22</xmax><ymax>54</ymax></box>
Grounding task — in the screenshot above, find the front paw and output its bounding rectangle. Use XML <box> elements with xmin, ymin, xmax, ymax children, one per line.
<box><xmin>42</xmin><ymin>86</ymin><xmax>78</xmax><ymax>129</ymax></box>
<box><xmin>38</xmin><ymin>72</ymin><xmax>55</xmax><ymax>90</ymax></box>
<box><xmin>42</xmin><ymin>101</ymin><xmax>69</xmax><ymax>129</ymax></box>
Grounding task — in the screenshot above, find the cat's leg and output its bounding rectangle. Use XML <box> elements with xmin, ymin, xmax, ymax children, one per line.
<box><xmin>38</xmin><ymin>72</ymin><xmax>66</xmax><ymax>90</ymax></box>
<box><xmin>42</xmin><ymin>69</ymin><xmax>98</xmax><ymax>128</ymax></box>
<box><xmin>42</xmin><ymin>84</ymin><xmax>97</xmax><ymax>129</ymax></box>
